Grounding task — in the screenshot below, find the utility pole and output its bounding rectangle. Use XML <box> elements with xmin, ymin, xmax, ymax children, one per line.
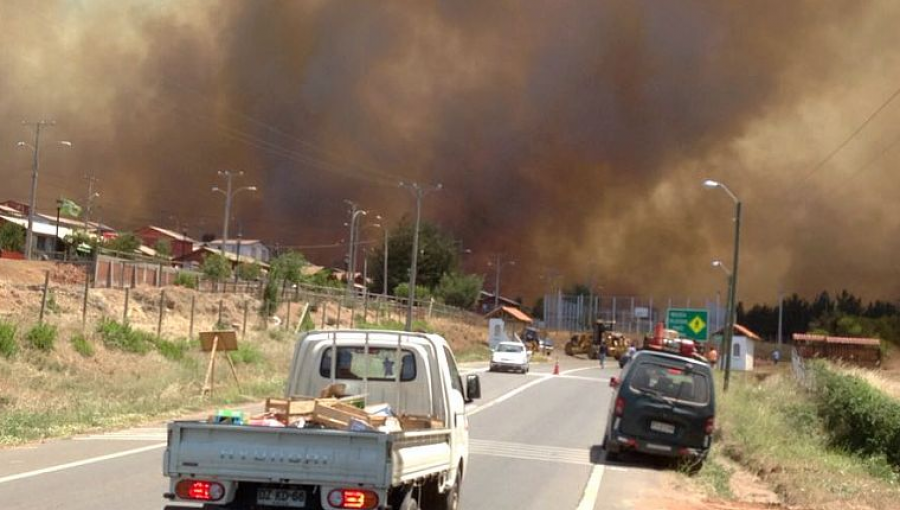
<box><xmin>489</xmin><ymin>254</ymin><xmax>515</xmax><ymax>310</ymax></box>
<box><xmin>399</xmin><ymin>181</ymin><xmax>442</xmax><ymax>331</ymax></box>
<box><xmin>777</xmin><ymin>288</ymin><xmax>784</xmax><ymax>349</ymax></box>
<box><xmin>17</xmin><ymin>120</ymin><xmax>59</xmax><ymax>260</ymax></box>
<box><xmin>212</xmin><ymin>171</ymin><xmax>256</xmax><ymax>257</ymax></box>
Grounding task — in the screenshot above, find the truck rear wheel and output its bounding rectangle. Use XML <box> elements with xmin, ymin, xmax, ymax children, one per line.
<box><xmin>421</xmin><ymin>478</ymin><xmax>459</xmax><ymax>510</ymax></box>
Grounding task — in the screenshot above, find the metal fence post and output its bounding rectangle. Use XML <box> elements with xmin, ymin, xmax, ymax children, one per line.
<box><xmin>218</xmin><ymin>299</ymin><xmax>224</xmax><ymax>327</ymax></box>
<box><xmin>189</xmin><ymin>294</ymin><xmax>196</xmax><ymax>339</ymax></box>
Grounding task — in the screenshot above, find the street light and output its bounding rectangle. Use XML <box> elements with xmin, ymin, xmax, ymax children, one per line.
<box><xmin>399</xmin><ymin>181</ymin><xmax>442</xmax><ymax>331</ymax></box>
<box><xmin>704</xmin><ymin>179</ymin><xmax>742</xmax><ymax>392</ymax></box>
<box><xmin>16</xmin><ymin>127</ymin><xmax>71</xmax><ymax>260</ymax></box>
<box><xmin>212</xmin><ymin>170</ymin><xmax>257</xmax><ymax>257</ymax></box>
<box><xmin>372</xmin><ymin>219</ymin><xmax>389</xmax><ymax>297</ymax></box>
<box><xmin>488</xmin><ymin>255</ymin><xmax>516</xmax><ymax>309</ymax></box>
<box><xmin>343</xmin><ymin>201</ymin><xmax>368</xmax><ymax>295</ymax></box>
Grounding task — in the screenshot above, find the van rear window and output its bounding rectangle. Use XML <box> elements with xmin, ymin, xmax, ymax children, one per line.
<box><xmin>319</xmin><ymin>347</ymin><xmax>417</xmax><ymax>382</ymax></box>
<box><xmin>629</xmin><ymin>361</ymin><xmax>710</xmax><ymax>404</ymax></box>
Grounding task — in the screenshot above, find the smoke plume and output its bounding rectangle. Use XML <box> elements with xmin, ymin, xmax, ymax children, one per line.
<box><xmin>2</xmin><ymin>0</ymin><xmax>900</xmax><ymax>305</ymax></box>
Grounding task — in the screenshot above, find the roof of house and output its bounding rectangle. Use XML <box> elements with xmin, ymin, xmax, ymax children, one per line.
<box><xmin>793</xmin><ymin>333</ymin><xmax>880</xmax><ymax>346</ymax></box>
<box><xmin>175</xmin><ymin>246</ymin><xmax>270</xmax><ymax>268</ymax></box>
<box><xmin>0</xmin><ymin>214</ymin><xmax>75</xmax><ymax>240</ymax></box>
<box><xmin>207</xmin><ymin>238</ymin><xmax>265</xmax><ymax>246</ymax></box>
<box><xmin>713</xmin><ymin>323</ymin><xmax>762</xmax><ymax>341</ymax></box>
<box><xmin>140</xmin><ymin>225</ymin><xmax>197</xmax><ymax>243</ymax></box>
<box><xmin>479</xmin><ymin>290</ymin><xmax>520</xmax><ymax>307</ymax></box>
<box><xmin>484</xmin><ymin>305</ymin><xmax>534</xmax><ymax>324</ymax></box>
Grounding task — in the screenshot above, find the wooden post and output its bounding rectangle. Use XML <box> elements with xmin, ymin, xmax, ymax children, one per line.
<box><xmin>225</xmin><ymin>353</ymin><xmax>242</xmax><ymax>393</ymax></box>
<box><xmin>363</xmin><ymin>291</ymin><xmax>369</xmax><ymax>324</ymax></box>
<box><xmin>123</xmin><ymin>286</ymin><xmax>130</xmax><ymax>324</ymax></box>
<box><xmin>82</xmin><ymin>267</ymin><xmax>90</xmax><ymax>330</ymax></box>
<box><xmin>201</xmin><ymin>335</ymin><xmax>219</xmax><ymax>397</ymax></box>
<box><xmin>39</xmin><ymin>271</ymin><xmax>50</xmax><ymax>324</ymax></box>
<box><xmin>285</xmin><ymin>300</ymin><xmax>292</xmax><ymax>331</ymax></box>
<box><xmin>157</xmin><ymin>289</ymin><xmax>166</xmax><ymax>338</ymax></box>
<box><xmin>242</xmin><ymin>300</ymin><xmax>249</xmax><ymax>340</ymax></box>
<box><xmin>189</xmin><ymin>294</ymin><xmax>196</xmax><ymax>339</ymax></box>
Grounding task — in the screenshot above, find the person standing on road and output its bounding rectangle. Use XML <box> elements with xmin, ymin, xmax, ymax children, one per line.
<box><xmin>598</xmin><ymin>341</ymin><xmax>608</xmax><ymax>369</ymax></box>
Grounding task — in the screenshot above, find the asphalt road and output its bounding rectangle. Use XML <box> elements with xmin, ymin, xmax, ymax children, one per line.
<box><xmin>0</xmin><ymin>356</ymin><xmax>676</xmax><ymax>510</ymax></box>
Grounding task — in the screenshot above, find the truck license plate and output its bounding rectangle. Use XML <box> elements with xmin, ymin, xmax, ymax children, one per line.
<box><xmin>257</xmin><ymin>488</ymin><xmax>306</xmax><ymax>508</ymax></box>
<box><xmin>650</xmin><ymin>421</ymin><xmax>675</xmax><ymax>434</ymax></box>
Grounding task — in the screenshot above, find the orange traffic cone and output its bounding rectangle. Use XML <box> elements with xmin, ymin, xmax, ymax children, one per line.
<box><xmin>553</xmin><ymin>358</ymin><xmax>560</xmax><ymax>375</ymax></box>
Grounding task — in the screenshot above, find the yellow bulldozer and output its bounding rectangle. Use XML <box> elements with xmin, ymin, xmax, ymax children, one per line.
<box><xmin>564</xmin><ymin>320</ymin><xmax>624</xmax><ymax>359</ymax></box>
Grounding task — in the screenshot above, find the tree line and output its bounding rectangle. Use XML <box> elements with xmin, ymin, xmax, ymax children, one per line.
<box><xmin>738</xmin><ymin>290</ymin><xmax>900</xmax><ymax>346</ymax></box>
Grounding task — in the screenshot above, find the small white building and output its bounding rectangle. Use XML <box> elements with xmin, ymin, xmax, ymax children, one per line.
<box><xmin>713</xmin><ymin>324</ymin><xmax>760</xmax><ymax>371</ymax></box>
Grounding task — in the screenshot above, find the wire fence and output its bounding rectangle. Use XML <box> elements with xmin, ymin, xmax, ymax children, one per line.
<box><xmin>0</xmin><ymin>266</ymin><xmax>483</xmax><ymax>344</ymax></box>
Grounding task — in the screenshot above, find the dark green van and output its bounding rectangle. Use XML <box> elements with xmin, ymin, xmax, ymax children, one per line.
<box><xmin>602</xmin><ymin>348</ymin><xmax>715</xmax><ymax>466</ymax></box>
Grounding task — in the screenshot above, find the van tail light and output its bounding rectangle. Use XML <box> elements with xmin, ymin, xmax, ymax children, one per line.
<box><xmin>705</xmin><ymin>417</ymin><xmax>715</xmax><ymax>435</ymax></box>
<box><xmin>175</xmin><ymin>479</ymin><xmax>224</xmax><ymax>501</ymax></box>
<box><xmin>614</xmin><ymin>397</ymin><xmax>625</xmax><ymax>417</ymax></box>
<box><xmin>327</xmin><ymin>489</ymin><xmax>379</xmax><ymax>509</ymax></box>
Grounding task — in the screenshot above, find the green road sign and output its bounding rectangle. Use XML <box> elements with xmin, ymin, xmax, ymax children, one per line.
<box><xmin>666</xmin><ymin>308</ymin><xmax>709</xmax><ymax>342</ymax></box>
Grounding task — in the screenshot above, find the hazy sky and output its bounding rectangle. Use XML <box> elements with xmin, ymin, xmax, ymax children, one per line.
<box><xmin>2</xmin><ymin>0</ymin><xmax>899</xmax><ymax>304</ymax></box>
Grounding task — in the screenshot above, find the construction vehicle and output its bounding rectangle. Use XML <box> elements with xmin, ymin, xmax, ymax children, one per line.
<box><xmin>564</xmin><ymin>320</ymin><xmax>618</xmax><ymax>359</ymax></box>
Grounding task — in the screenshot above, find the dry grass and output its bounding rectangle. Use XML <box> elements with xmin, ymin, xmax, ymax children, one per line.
<box><xmin>0</xmin><ymin>281</ymin><xmax>490</xmax><ymax>446</ymax></box>
<box><xmin>703</xmin><ymin>371</ymin><xmax>900</xmax><ymax>510</ymax></box>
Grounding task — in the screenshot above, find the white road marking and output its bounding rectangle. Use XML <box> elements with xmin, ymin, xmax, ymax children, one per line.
<box><xmin>575</xmin><ymin>463</ymin><xmax>606</xmax><ymax>510</ymax></box>
<box><xmin>525</xmin><ymin>373</ymin><xmax>610</xmax><ymax>383</ymax></box>
<box><xmin>468</xmin><ymin>366</ymin><xmax>595</xmax><ymax>417</ymax></box>
<box><xmin>74</xmin><ymin>427</ymin><xmax>168</xmax><ymax>441</ymax></box>
<box><xmin>470</xmin><ymin>439</ymin><xmax>591</xmax><ymax>466</ymax></box>
<box><xmin>0</xmin><ymin>443</ymin><xmax>166</xmax><ymax>485</ymax></box>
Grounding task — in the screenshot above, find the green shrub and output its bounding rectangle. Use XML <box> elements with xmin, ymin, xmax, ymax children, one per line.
<box><xmin>70</xmin><ymin>334</ymin><xmax>94</xmax><ymax>357</ymax></box>
<box><xmin>26</xmin><ymin>323</ymin><xmax>57</xmax><ymax>351</ymax></box>
<box><xmin>0</xmin><ymin>322</ymin><xmax>17</xmax><ymax>359</ymax></box>
<box><xmin>229</xmin><ymin>343</ymin><xmax>263</xmax><ymax>365</ymax></box>
<box><xmin>174</xmin><ymin>272</ymin><xmax>198</xmax><ymax>289</ymax></box>
<box><xmin>154</xmin><ymin>338</ymin><xmax>188</xmax><ymax>361</ymax></box>
<box><xmin>811</xmin><ymin>361</ymin><xmax>900</xmax><ymax>467</ymax></box>
<box><xmin>95</xmin><ymin>318</ymin><xmax>153</xmax><ymax>354</ymax></box>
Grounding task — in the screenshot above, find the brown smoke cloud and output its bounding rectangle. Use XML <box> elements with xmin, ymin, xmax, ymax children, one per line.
<box><xmin>1</xmin><ymin>0</ymin><xmax>899</xmax><ymax>305</ymax></box>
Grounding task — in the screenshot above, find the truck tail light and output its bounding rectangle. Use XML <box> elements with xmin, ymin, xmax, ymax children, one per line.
<box><xmin>175</xmin><ymin>479</ymin><xmax>224</xmax><ymax>501</ymax></box>
<box><xmin>327</xmin><ymin>489</ymin><xmax>379</xmax><ymax>509</ymax></box>
<box><xmin>614</xmin><ymin>397</ymin><xmax>625</xmax><ymax>417</ymax></box>
<box><xmin>705</xmin><ymin>417</ymin><xmax>715</xmax><ymax>435</ymax></box>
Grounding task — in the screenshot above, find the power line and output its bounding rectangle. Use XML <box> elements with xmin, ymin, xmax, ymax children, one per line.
<box><xmin>789</xmin><ymin>83</ymin><xmax>900</xmax><ymax>191</ymax></box>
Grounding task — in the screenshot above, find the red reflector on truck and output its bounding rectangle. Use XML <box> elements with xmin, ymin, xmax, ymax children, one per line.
<box><xmin>328</xmin><ymin>489</ymin><xmax>379</xmax><ymax>509</ymax></box>
<box><xmin>175</xmin><ymin>479</ymin><xmax>224</xmax><ymax>501</ymax></box>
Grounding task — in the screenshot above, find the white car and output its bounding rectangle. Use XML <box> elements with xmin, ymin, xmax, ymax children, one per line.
<box><xmin>489</xmin><ymin>341</ymin><xmax>530</xmax><ymax>373</ymax></box>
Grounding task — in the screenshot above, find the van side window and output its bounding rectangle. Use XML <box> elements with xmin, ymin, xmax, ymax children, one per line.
<box><xmin>443</xmin><ymin>347</ymin><xmax>463</xmax><ymax>394</ymax></box>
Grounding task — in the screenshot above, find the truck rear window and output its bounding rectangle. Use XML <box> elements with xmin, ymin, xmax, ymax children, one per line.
<box><xmin>628</xmin><ymin>361</ymin><xmax>710</xmax><ymax>405</ymax></box>
<box><xmin>319</xmin><ymin>347</ymin><xmax>417</xmax><ymax>382</ymax></box>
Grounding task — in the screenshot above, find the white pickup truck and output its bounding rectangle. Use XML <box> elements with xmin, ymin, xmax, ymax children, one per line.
<box><xmin>162</xmin><ymin>330</ymin><xmax>481</xmax><ymax>510</ymax></box>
